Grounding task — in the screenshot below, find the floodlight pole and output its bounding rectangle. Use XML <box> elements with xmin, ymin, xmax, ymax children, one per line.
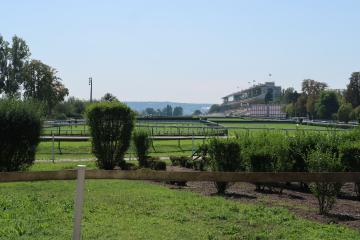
<box><xmin>89</xmin><ymin>77</ymin><xmax>93</xmax><ymax>103</ymax></box>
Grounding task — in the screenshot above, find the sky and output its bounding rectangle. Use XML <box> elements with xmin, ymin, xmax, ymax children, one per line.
<box><xmin>1</xmin><ymin>0</ymin><xmax>360</xmax><ymax>104</ymax></box>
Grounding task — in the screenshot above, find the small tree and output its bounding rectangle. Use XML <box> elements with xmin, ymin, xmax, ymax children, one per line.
<box><xmin>0</xmin><ymin>99</ymin><xmax>42</xmax><ymax>171</ymax></box>
<box><xmin>306</xmin><ymin>149</ymin><xmax>343</xmax><ymax>215</ymax></box>
<box><xmin>337</xmin><ymin>103</ymin><xmax>353</xmax><ymax>123</ymax></box>
<box><xmin>133</xmin><ymin>130</ymin><xmax>152</xmax><ymax>168</ymax></box>
<box><xmin>208</xmin><ymin>138</ymin><xmax>242</xmax><ymax>194</ymax></box>
<box><xmin>86</xmin><ymin>102</ymin><xmax>135</xmax><ymax>170</ymax></box>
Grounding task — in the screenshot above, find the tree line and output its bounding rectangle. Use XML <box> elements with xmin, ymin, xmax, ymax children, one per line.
<box><xmin>282</xmin><ymin>75</ymin><xmax>360</xmax><ymax>122</ymax></box>
<box><xmin>0</xmin><ymin>35</ymin><xmax>68</xmax><ymax>115</ymax></box>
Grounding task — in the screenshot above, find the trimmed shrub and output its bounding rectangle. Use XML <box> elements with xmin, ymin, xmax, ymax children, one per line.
<box><xmin>86</xmin><ymin>102</ymin><xmax>135</xmax><ymax>170</ymax></box>
<box><xmin>133</xmin><ymin>130</ymin><xmax>152</xmax><ymax>168</ymax></box>
<box><xmin>150</xmin><ymin>160</ymin><xmax>167</xmax><ymax>171</ymax></box>
<box><xmin>208</xmin><ymin>138</ymin><xmax>242</xmax><ymax>194</ymax></box>
<box><xmin>170</xmin><ymin>156</ymin><xmax>191</xmax><ymax>167</ymax></box>
<box><xmin>306</xmin><ymin>149</ymin><xmax>343</xmax><ymax>215</ymax></box>
<box><xmin>0</xmin><ymin>99</ymin><xmax>43</xmax><ymax>171</ymax></box>
<box><xmin>339</xmin><ymin>141</ymin><xmax>360</xmax><ymax>197</ymax></box>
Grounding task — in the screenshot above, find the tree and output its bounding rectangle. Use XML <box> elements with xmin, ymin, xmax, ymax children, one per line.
<box><xmin>173</xmin><ymin>106</ymin><xmax>183</xmax><ymax>116</ymax></box>
<box><xmin>0</xmin><ymin>36</ymin><xmax>9</xmax><ymax>94</ymax></box>
<box><xmin>209</xmin><ymin>104</ymin><xmax>221</xmax><ymax>113</ymax></box>
<box><xmin>306</xmin><ymin>96</ymin><xmax>316</xmax><ymax>119</ymax></box>
<box><xmin>301</xmin><ymin>79</ymin><xmax>327</xmax><ymax>97</ymax></box>
<box><xmin>337</xmin><ymin>103</ymin><xmax>353</xmax><ymax>123</ymax></box>
<box><xmin>101</xmin><ymin>92</ymin><xmax>118</xmax><ymax>102</ymax></box>
<box><xmin>282</xmin><ymin>87</ymin><xmax>299</xmax><ymax>104</ymax></box>
<box><xmin>144</xmin><ymin>107</ymin><xmax>156</xmax><ymax>116</ymax></box>
<box><xmin>22</xmin><ymin>60</ymin><xmax>69</xmax><ymax>114</ymax></box>
<box><xmin>193</xmin><ymin>109</ymin><xmax>202</xmax><ymax>116</ymax></box>
<box><xmin>295</xmin><ymin>95</ymin><xmax>307</xmax><ymax>117</ymax></box>
<box><xmin>345</xmin><ymin>72</ymin><xmax>360</xmax><ymax>108</ymax></box>
<box><xmin>162</xmin><ymin>104</ymin><xmax>173</xmax><ymax>116</ymax></box>
<box><xmin>315</xmin><ymin>91</ymin><xmax>339</xmax><ymax>119</ymax></box>
<box><xmin>0</xmin><ymin>35</ymin><xmax>30</xmax><ymax>97</ymax></box>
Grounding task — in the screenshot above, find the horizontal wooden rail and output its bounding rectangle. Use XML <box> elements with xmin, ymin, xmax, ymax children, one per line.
<box><xmin>1</xmin><ymin>170</ymin><xmax>360</xmax><ymax>183</ymax></box>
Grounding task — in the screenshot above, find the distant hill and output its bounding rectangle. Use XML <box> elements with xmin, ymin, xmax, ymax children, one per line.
<box><xmin>124</xmin><ymin>101</ymin><xmax>212</xmax><ymax>115</ymax></box>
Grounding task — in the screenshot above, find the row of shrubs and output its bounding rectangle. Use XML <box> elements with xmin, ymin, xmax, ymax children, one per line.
<box><xmin>0</xmin><ymin>100</ymin><xmax>167</xmax><ymax>172</ymax></box>
<box><xmin>198</xmin><ymin>131</ymin><xmax>360</xmax><ymax>214</ymax></box>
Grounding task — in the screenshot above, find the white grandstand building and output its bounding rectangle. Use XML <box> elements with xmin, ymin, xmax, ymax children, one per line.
<box><xmin>221</xmin><ymin>82</ymin><xmax>286</xmax><ymax>118</ymax></box>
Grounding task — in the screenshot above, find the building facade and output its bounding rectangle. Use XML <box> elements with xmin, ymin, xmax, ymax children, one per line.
<box><xmin>222</xmin><ymin>82</ymin><xmax>282</xmax><ymax>105</ymax></box>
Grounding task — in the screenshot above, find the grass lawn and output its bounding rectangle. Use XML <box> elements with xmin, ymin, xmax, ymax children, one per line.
<box><xmin>0</xmin><ymin>179</ymin><xmax>359</xmax><ymax>239</ymax></box>
<box><xmin>36</xmin><ymin>139</ymin><xmax>206</xmax><ymax>160</ymax></box>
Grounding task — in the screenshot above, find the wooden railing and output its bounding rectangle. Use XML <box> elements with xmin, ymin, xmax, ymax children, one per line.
<box><xmin>1</xmin><ymin>169</ymin><xmax>360</xmax><ymax>183</ymax></box>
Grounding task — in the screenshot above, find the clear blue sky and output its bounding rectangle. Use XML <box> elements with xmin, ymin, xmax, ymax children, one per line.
<box><xmin>2</xmin><ymin>0</ymin><xmax>360</xmax><ymax>103</ymax></box>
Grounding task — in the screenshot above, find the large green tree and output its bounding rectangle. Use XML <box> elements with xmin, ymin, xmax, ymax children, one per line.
<box><xmin>345</xmin><ymin>72</ymin><xmax>360</xmax><ymax>108</ymax></box>
<box><xmin>315</xmin><ymin>91</ymin><xmax>339</xmax><ymax>119</ymax></box>
<box><xmin>22</xmin><ymin>60</ymin><xmax>68</xmax><ymax>114</ymax></box>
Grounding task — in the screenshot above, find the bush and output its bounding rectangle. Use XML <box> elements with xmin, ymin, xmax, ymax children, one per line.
<box><xmin>150</xmin><ymin>160</ymin><xmax>167</xmax><ymax>171</ymax></box>
<box><xmin>0</xmin><ymin>99</ymin><xmax>43</xmax><ymax>171</ymax></box>
<box><xmin>339</xmin><ymin>141</ymin><xmax>360</xmax><ymax>196</ymax></box>
<box><xmin>133</xmin><ymin>130</ymin><xmax>152</xmax><ymax>168</ymax></box>
<box><xmin>86</xmin><ymin>102</ymin><xmax>135</xmax><ymax>170</ymax></box>
<box><xmin>170</xmin><ymin>156</ymin><xmax>191</xmax><ymax>167</ymax></box>
<box><xmin>306</xmin><ymin>149</ymin><xmax>343</xmax><ymax>215</ymax></box>
<box><xmin>208</xmin><ymin>138</ymin><xmax>243</xmax><ymax>194</ymax></box>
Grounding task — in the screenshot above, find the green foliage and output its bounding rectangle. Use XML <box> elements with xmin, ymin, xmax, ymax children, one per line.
<box><xmin>22</xmin><ymin>60</ymin><xmax>69</xmax><ymax>114</ymax></box>
<box><xmin>208</xmin><ymin>138</ymin><xmax>242</xmax><ymax>194</ymax></box>
<box><xmin>150</xmin><ymin>160</ymin><xmax>167</xmax><ymax>170</ymax></box>
<box><xmin>0</xmin><ymin>99</ymin><xmax>43</xmax><ymax>171</ymax></box>
<box><xmin>315</xmin><ymin>91</ymin><xmax>340</xmax><ymax>119</ymax></box>
<box><xmin>339</xmin><ymin>141</ymin><xmax>360</xmax><ymax>196</ymax></box>
<box><xmin>306</xmin><ymin>149</ymin><xmax>343</xmax><ymax>215</ymax></box>
<box><xmin>173</xmin><ymin>106</ymin><xmax>183</xmax><ymax>116</ymax></box>
<box><xmin>170</xmin><ymin>156</ymin><xmax>191</xmax><ymax>168</ymax></box>
<box><xmin>133</xmin><ymin>130</ymin><xmax>152</xmax><ymax>167</ymax></box>
<box><xmin>345</xmin><ymin>72</ymin><xmax>360</xmax><ymax>108</ymax></box>
<box><xmin>86</xmin><ymin>101</ymin><xmax>135</xmax><ymax>170</ymax></box>
<box><xmin>101</xmin><ymin>92</ymin><xmax>119</xmax><ymax>102</ymax></box>
<box><xmin>337</xmin><ymin>103</ymin><xmax>353</xmax><ymax>123</ymax></box>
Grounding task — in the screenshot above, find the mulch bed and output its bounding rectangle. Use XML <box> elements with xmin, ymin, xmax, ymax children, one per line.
<box><xmin>159</xmin><ymin>166</ymin><xmax>360</xmax><ymax>230</ymax></box>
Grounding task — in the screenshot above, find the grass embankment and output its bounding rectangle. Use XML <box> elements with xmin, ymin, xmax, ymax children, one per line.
<box><xmin>1</xmin><ymin>178</ymin><xmax>359</xmax><ymax>239</ymax></box>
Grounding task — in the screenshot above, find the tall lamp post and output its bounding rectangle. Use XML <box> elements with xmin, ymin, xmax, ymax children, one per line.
<box><xmin>89</xmin><ymin>77</ymin><xmax>93</xmax><ymax>103</ymax></box>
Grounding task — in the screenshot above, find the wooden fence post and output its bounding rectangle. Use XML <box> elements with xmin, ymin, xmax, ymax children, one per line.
<box><xmin>73</xmin><ymin>165</ymin><xmax>86</xmax><ymax>240</ymax></box>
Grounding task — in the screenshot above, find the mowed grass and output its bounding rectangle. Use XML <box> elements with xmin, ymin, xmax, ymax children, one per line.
<box><xmin>0</xmin><ymin>179</ymin><xmax>359</xmax><ymax>240</ymax></box>
<box><xmin>36</xmin><ymin>139</ymin><xmax>205</xmax><ymax>160</ymax></box>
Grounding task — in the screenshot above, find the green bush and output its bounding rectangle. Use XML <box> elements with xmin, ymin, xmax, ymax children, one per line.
<box><xmin>0</xmin><ymin>99</ymin><xmax>43</xmax><ymax>171</ymax></box>
<box><xmin>86</xmin><ymin>102</ymin><xmax>135</xmax><ymax>170</ymax></box>
<box><xmin>133</xmin><ymin>130</ymin><xmax>152</xmax><ymax>168</ymax></box>
<box><xmin>208</xmin><ymin>138</ymin><xmax>242</xmax><ymax>194</ymax></box>
<box><xmin>339</xmin><ymin>141</ymin><xmax>360</xmax><ymax>196</ymax></box>
<box><xmin>306</xmin><ymin>149</ymin><xmax>343</xmax><ymax>215</ymax></box>
<box><xmin>150</xmin><ymin>160</ymin><xmax>167</xmax><ymax>171</ymax></box>
<box><xmin>169</xmin><ymin>156</ymin><xmax>191</xmax><ymax>167</ymax></box>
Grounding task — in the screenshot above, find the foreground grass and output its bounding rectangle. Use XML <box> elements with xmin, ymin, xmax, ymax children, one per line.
<box><xmin>0</xmin><ymin>180</ymin><xmax>359</xmax><ymax>240</ymax></box>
